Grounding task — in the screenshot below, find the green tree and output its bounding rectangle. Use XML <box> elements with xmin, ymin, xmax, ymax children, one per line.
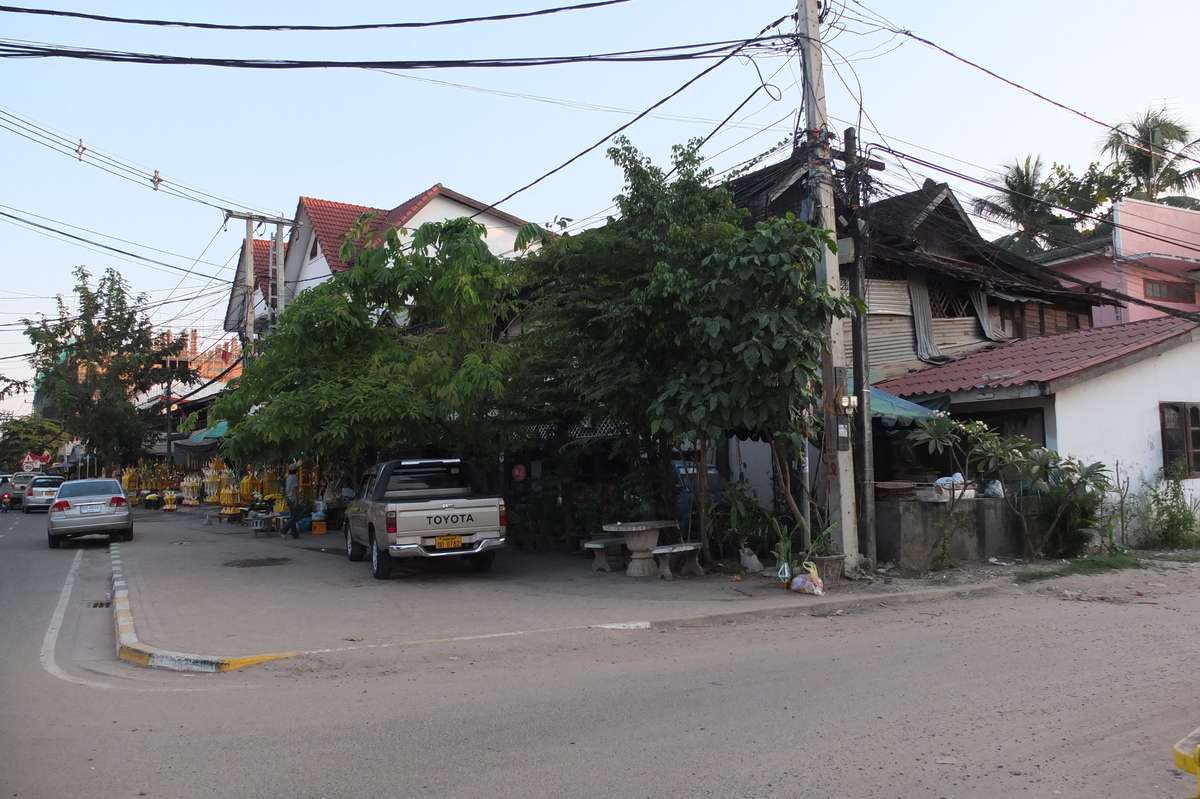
<box><xmin>652</xmin><ymin>214</ymin><xmax>861</xmax><ymax>532</ymax></box>
<box><xmin>1101</xmin><ymin>108</ymin><xmax>1200</xmax><ymax>209</ymax></box>
<box><xmin>522</xmin><ymin>138</ymin><xmax>858</xmax><ymax>545</ymax></box>
<box><xmin>0</xmin><ymin>416</ymin><xmax>68</xmax><ymax>471</ymax></box>
<box><xmin>214</xmin><ymin>216</ymin><xmax>538</xmax><ymax>472</ymax></box>
<box><xmin>972</xmin><ymin>156</ymin><xmax>1083</xmax><ymax>254</ymax></box>
<box><xmin>23</xmin><ymin>267</ymin><xmax>194</xmax><ymax>468</ymax></box>
<box><xmin>520</xmin><ymin>137</ymin><xmax>745</xmax><ymax>511</ymax></box>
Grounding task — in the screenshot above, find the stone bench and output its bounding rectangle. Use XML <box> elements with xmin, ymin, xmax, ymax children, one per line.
<box><xmin>584</xmin><ymin>537</ymin><xmax>626</xmax><ymax>572</ymax></box>
<box><xmin>650</xmin><ymin>542</ymin><xmax>704</xmax><ymax>581</ymax></box>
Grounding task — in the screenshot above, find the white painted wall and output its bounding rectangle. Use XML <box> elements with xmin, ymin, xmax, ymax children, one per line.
<box><xmin>725</xmin><ymin>438</ymin><xmax>775</xmax><ymax>509</ymax></box>
<box><xmin>408</xmin><ymin>195</ymin><xmax>524</xmax><ymax>257</ymax></box>
<box><xmin>1053</xmin><ymin>339</ymin><xmax>1200</xmax><ymax>493</ymax></box>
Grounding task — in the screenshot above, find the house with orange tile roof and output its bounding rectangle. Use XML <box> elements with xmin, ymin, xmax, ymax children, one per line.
<box><xmin>224</xmin><ymin>184</ymin><xmax>532</xmax><ymax>339</ymax></box>
<box><xmin>875</xmin><ymin>316</ymin><xmax>1200</xmax><ymax>491</ymax></box>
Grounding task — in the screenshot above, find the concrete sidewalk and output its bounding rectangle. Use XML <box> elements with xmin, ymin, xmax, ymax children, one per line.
<box><xmin>109</xmin><ymin>506</ymin><xmax>997</xmax><ymax>672</ymax></box>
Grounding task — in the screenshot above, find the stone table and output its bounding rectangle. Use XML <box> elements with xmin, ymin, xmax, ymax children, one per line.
<box><xmin>601</xmin><ymin>520</ymin><xmax>679</xmax><ymax>577</ymax></box>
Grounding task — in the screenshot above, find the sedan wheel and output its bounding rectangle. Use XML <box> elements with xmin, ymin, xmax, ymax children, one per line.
<box><xmin>47</xmin><ymin>533</ymin><xmax>61</xmax><ymax>549</ymax></box>
<box><xmin>346</xmin><ymin>522</ymin><xmax>366</xmax><ymax>562</ymax></box>
<box><xmin>369</xmin><ymin>532</ymin><xmax>393</xmax><ymax>579</ymax></box>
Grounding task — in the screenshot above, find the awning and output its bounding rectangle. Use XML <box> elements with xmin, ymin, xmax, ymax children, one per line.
<box><xmin>849</xmin><ymin>380</ymin><xmax>937</xmax><ymax>427</ymax></box>
<box><xmin>185</xmin><ymin>420</ymin><xmax>229</xmax><ymax>443</ymax></box>
<box><xmin>177</xmin><ymin>420</ymin><xmax>230</xmax><ymax>448</ymax></box>
<box><xmin>869</xmin><ymin>386</ymin><xmax>937</xmax><ymax>427</ymax></box>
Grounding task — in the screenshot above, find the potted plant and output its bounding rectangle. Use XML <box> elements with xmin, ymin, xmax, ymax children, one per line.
<box><xmin>805</xmin><ymin>523</ymin><xmax>845</xmax><ymax>589</ymax></box>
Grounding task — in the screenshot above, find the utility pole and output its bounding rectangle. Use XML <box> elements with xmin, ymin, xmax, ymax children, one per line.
<box><xmin>844</xmin><ymin>126</ymin><xmax>876</xmax><ymax>564</ymax></box>
<box><xmin>224</xmin><ymin>211</ymin><xmax>297</xmax><ymax>345</ymax></box>
<box><xmin>797</xmin><ymin>0</ymin><xmax>858</xmax><ymax>568</ymax></box>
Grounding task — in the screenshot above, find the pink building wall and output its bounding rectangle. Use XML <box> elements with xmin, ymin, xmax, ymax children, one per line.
<box><xmin>1052</xmin><ymin>199</ymin><xmax>1200</xmax><ymax>327</ymax></box>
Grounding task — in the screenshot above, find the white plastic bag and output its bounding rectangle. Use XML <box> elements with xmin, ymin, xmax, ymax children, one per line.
<box><xmin>740</xmin><ymin>546</ymin><xmax>764</xmax><ymax>573</ymax></box>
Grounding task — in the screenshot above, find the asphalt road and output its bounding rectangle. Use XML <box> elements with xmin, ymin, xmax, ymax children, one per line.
<box><xmin>2</xmin><ymin>507</ymin><xmax>1197</xmax><ymax>799</ymax></box>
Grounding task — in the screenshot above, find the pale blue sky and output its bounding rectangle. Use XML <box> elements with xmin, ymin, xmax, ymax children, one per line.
<box><xmin>1</xmin><ymin>0</ymin><xmax>1198</xmax><ymax>415</ymax></box>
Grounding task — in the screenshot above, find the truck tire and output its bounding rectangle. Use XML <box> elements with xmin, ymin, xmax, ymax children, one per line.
<box><xmin>345</xmin><ymin>521</ymin><xmax>366</xmax><ymax>562</ymax></box>
<box><xmin>370</xmin><ymin>532</ymin><xmax>393</xmax><ymax>579</ymax></box>
<box><xmin>471</xmin><ymin>551</ymin><xmax>495</xmax><ymax>573</ymax></box>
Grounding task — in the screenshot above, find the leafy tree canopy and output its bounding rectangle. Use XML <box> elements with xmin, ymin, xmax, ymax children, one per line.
<box><xmin>522</xmin><ymin>138</ymin><xmax>858</xmax><ymax>514</ymax></box>
<box><xmin>980</xmin><ymin>107</ymin><xmax>1200</xmax><ymax>253</ymax></box>
<box><xmin>23</xmin><ymin>267</ymin><xmax>194</xmax><ymax>468</ymax></box>
<box><xmin>0</xmin><ymin>415</ymin><xmax>68</xmax><ymax>471</ymax></box>
<box><xmin>214</xmin><ymin>217</ymin><xmax>538</xmax><ymax>469</ymax></box>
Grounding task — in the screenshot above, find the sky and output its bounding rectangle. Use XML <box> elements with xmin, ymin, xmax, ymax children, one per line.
<box><xmin>1</xmin><ymin>0</ymin><xmax>1198</xmax><ymax>417</ymax></box>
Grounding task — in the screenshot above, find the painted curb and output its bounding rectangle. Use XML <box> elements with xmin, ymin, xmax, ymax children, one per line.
<box><xmin>109</xmin><ymin>545</ymin><xmax>301</xmax><ymax>673</ymax></box>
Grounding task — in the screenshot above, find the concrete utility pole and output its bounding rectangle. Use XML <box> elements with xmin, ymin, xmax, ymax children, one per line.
<box><xmin>844</xmin><ymin>127</ymin><xmax>876</xmax><ymax>564</ymax></box>
<box><xmin>224</xmin><ymin>211</ymin><xmax>297</xmax><ymax>343</ymax></box>
<box><xmin>796</xmin><ymin>0</ymin><xmax>859</xmax><ymax>568</ymax></box>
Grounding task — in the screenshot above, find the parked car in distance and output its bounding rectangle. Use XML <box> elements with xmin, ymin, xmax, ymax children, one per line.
<box><xmin>46</xmin><ymin>478</ymin><xmax>133</xmax><ymax>548</ymax></box>
<box><xmin>23</xmin><ymin>475</ymin><xmax>65</xmax><ymax>513</ymax></box>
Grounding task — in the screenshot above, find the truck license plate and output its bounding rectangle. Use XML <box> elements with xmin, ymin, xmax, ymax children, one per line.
<box><xmin>435</xmin><ymin>535</ymin><xmax>462</xmax><ymax>549</ymax></box>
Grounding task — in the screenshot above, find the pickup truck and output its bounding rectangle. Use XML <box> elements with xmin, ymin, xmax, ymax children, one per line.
<box><xmin>343</xmin><ymin>459</ymin><xmax>506</xmax><ymax>579</ymax></box>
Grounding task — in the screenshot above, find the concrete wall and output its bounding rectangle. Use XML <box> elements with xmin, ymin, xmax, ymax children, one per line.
<box><xmin>1115</xmin><ymin>198</ymin><xmax>1200</xmax><ymax>263</ymax></box>
<box><xmin>1053</xmin><ymin>337</ymin><xmax>1200</xmax><ymax>494</ymax></box>
<box><xmin>725</xmin><ymin>438</ymin><xmax>774</xmax><ymax>509</ymax></box>
<box><xmin>876</xmin><ymin>498</ymin><xmax>1026</xmax><ymax>570</ymax></box>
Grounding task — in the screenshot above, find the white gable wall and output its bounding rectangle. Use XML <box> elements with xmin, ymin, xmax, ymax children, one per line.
<box><xmin>407</xmin><ymin>195</ymin><xmax>523</xmax><ymax>257</ymax></box>
<box><xmin>1052</xmin><ymin>339</ymin><xmax>1200</xmax><ymax>494</ymax></box>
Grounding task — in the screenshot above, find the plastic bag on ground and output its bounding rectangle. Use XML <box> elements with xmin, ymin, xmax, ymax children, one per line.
<box><xmin>789</xmin><ymin>560</ymin><xmax>825</xmax><ymax>595</ymax></box>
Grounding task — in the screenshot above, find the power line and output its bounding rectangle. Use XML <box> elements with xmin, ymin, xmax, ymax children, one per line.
<box><xmin>0</xmin><ymin>34</ymin><xmax>788</xmax><ymax>70</ymax></box>
<box><xmin>0</xmin><ymin>208</ymin><xmax>228</xmax><ymax>281</ymax></box>
<box><xmin>0</xmin><ymin>203</ymin><xmax>234</xmax><ymax>271</ymax></box>
<box><xmin>0</xmin><ymin>1</ymin><xmax>631</xmax><ymax>32</ymax></box>
<box><xmin>840</xmin><ymin>3</ymin><xmax>1200</xmax><ymax>172</ymax></box>
<box><xmin>0</xmin><ymin>106</ymin><xmax>277</xmax><ymax>215</ymax></box>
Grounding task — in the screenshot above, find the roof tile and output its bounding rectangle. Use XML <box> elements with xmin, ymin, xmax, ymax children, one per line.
<box><xmin>876</xmin><ymin>316</ymin><xmax>1199</xmax><ymax>397</ymax></box>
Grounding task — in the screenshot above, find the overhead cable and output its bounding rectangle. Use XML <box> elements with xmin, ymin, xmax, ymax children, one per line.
<box><xmin>0</xmin><ymin>35</ymin><xmax>789</xmax><ymax>70</ymax></box>
<box><xmin>0</xmin><ymin>1</ymin><xmax>630</xmax><ymax>32</ymax></box>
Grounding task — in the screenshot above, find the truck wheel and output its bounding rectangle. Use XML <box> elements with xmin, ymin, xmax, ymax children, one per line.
<box><xmin>370</xmin><ymin>532</ymin><xmax>393</xmax><ymax>579</ymax></box>
<box><xmin>471</xmin><ymin>551</ymin><xmax>495</xmax><ymax>573</ymax></box>
<box><xmin>345</xmin><ymin>522</ymin><xmax>366</xmax><ymax>562</ymax></box>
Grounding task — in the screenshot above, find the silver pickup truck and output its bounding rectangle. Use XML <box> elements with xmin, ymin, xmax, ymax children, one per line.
<box><xmin>343</xmin><ymin>459</ymin><xmax>506</xmax><ymax>579</ymax></box>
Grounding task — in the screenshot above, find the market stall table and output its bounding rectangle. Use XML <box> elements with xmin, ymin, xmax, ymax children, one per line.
<box><xmin>601</xmin><ymin>520</ymin><xmax>679</xmax><ymax>577</ymax></box>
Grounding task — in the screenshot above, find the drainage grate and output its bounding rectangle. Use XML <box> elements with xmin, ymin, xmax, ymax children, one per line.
<box><xmin>223</xmin><ymin>557</ymin><xmax>290</xmax><ymax>568</ymax></box>
<box><xmin>86</xmin><ymin>600</ymin><xmax>112</xmax><ymax>608</ymax></box>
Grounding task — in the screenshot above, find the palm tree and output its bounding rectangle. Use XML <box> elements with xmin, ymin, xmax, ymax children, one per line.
<box><xmin>1101</xmin><ymin>108</ymin><xmax>1200</xmax><ymax>209</ymax></box>
<box><xmin>972</xmin><ymin>155</ymin><xmax>1079</xmax><ymax>254</ymax></box>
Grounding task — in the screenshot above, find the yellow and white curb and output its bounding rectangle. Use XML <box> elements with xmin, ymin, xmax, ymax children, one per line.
<box><xmin>109</xmin><ymin>545</ymin><xmax>300</xmax><ymax>673</ymax></box>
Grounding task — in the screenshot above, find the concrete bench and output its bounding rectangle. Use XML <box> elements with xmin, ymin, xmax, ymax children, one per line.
<box><xmin>584</xmin><ymin>537</ymin><xmax>626</xmax><ymax>572</ymax></box>
<box><xmin>649</xmin><ymin>542</ymin><xmax>704</xmax><ymax>581</ymax></box>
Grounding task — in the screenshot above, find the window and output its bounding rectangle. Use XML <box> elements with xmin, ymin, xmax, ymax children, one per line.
<box><xmin>308</xmin><ymin>236</ymin><xmax>319</xmax><ymax>260</ymax></box>
<box><xmin>1160</xmin><ymin>402</ymin><xmax>1200</xmax><ymax>477</ymax></box>
<box><xmin>1144</xmin><ymin>280</ymin><xmax>1195</xmax><ymax>303</ymax></box>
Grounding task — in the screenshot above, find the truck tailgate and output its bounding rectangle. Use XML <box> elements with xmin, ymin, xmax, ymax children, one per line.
<box><xmin>394</xmin><ymin>498</ymin><xmax>502</xmax><ymax>537</ymax></box>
